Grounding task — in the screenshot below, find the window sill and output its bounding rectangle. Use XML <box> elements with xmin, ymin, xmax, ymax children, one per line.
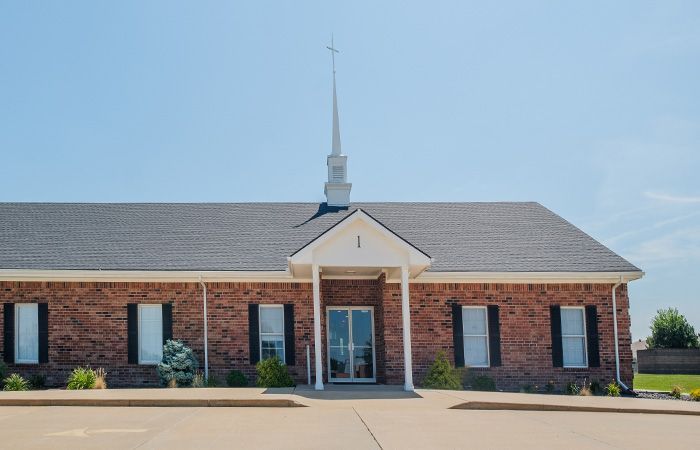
<box><xmin>14</xmin><ymin>361</ymin><xmax>39</xmax><ymax>365</ymax></box>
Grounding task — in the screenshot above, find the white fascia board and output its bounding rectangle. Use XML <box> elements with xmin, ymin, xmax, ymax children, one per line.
<box><xmin>411</xmin><ymin>271</ymin><xmax>645</xmax><ymax>284</ymax></box>
<box><xmin>0</xmin><ymin>269</ymin><xmax>306</xmax><ymax>283</ymax></box>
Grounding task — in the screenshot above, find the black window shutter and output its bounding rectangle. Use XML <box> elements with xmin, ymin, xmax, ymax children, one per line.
<box><xmin>3</xmin><ymin>303</ymin><xmax>14</xmax><ymax>364</ymax></box>
<box><xmin>284</xmin><ymin>304</ymin><xmax>295</xmax><ymax>366</ymax></box>
<box><xmin>550</xmin><ymin>305</ymin><xmax>563</xmax><ymax>367</ymax></box>
<box><xmin>487</xmin><ymin>305</ymin><xmax>502</xmax><ymax>367</ymax></box>
<box><xmin>249</xmin><ymin>304</ymin><xmax>260</xmax><ymax>364</ymax></box>
<box><xmin>585</xmin><ymin>305</ymin><xmax>600</xmax><ymax>367</ymax></box>
<box><xmin>127</xmin><ymin>303</ymin><xmax>138</xmax><ymax>364</ymax></box>
<box><xmin>162</xmin><ymin>303</ymin><xmax>173</xmax><ymax>345</ymax></box>
<box><xmin>38</xmin><ymin>303</ymin><xmax>49</xmax><ymax>364</ymax></box>
<box><xmin>451</xmin><ymin>304</ymin><xmax>464</xmax><ymax>368</ymax></box>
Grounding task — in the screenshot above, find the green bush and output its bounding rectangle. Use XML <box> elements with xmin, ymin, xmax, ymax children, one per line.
<box><xmin>647</xmin><ymin>308</ymin><xmax>699</xmax><ymax>349</ymax></box>
<box><xmin>690</xmin><ymin>388</ymin><xmax>700</xmax><ymax>401</ymax></box>
<box><xmin>589</xmin><ymin>380</ymin><xmax>602</xmax><ymax>395</ymax></box>
<box><xmin>606</xmin><ymin>381</ymin><xmax>621</xmax><ymax>397</ymax></box>
<box><xmin>670</xmin><ymin>385</ymin><xmax>682</xmax><ymax>399</ymax></box>
<box><xmin>66</xmin><ymin>367</ymin><xmax>96</xmax><ymax>390</ymax></box>
<box><xmin>29</xmin><ymin>374</ymin><xmax>47</xmax><ymax>390</ymax></box>
<box><xmin>227</xmin><ymin>370</ymin><xmax>249</xmax><ymax>387</ymax></box>
<box><xmin>520</xmin><ymin>384</ymin><xmax>536</xmax><ymax>394</ymax></box>
<box><xmin>206</xmin><ymin>376</ymin><xmax>220</xmax><ymax>387</ymax></box>
<box><xmin>470</xmin><ymin>375</ymin><xmax>497</xmax><ymax>392</ymax></box>
<box><xmin>2</xmin><ymin>373</ymin><xmax>30</xmax><ymax>391</ymax></box>
<box><xmin>566</xmin><ymin>381</ymin><xmax>580</xmax><ymax>395</ymax></box>
<box><xmin>422</xmin><ymin>351</ymin><xmax>461</xmax><ymax>390</ymax></box>
<box><xmin>255</xmin><ymin>357</ymin><xmax>294</xmax><ymax>388</ymax></box>
<box><xmin>545</xmin><ymin>380</ymin><xmax>556</xmax><ymax>393</ymax></box>
<box><xmin>157</xmin><ymin>340</ymin><xmax>199</xmax><ymax>387</ymax></box>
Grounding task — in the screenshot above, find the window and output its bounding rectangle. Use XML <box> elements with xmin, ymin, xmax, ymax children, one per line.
<box><xmin>260</xmin><ymin>305</ymin><xmax>285</xmax><ymax>361</ymax></box>
<box><xmin>561</xmin><ymin>307</ymin><xmax>587</xmax><ymax>367</ymax></box>
<box><xmin>15</xmin><ymin>304</ymin><xmax>38</xmax><ymax>364</ymax></box>
<box><xmin>462</xmin><ymin>307</ymin><xmax>489</xmax><ymax>367</ymax></box>
<box><xmin>138</xmin><ymin>304</ymin><xmax>163</xmax><ymax>364</ymax></box>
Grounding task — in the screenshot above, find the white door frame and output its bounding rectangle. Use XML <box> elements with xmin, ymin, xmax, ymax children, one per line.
<box><xmin>326</xmin><ymin>306</ymin><xmax>377</xmax><ymax>383</ymax></box>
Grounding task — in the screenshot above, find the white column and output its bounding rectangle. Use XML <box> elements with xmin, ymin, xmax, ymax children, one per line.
<box><xmin>312</xmin><ymin>264</ymin><xmax>324</xmax><ymax>390</ymax></box>
<box><xmin>401</xmin><ymin>265</ymin><xmax>414</xmax><ymax>391</ymax></box>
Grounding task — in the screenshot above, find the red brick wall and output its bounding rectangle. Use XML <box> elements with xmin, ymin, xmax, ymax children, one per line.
<box><xmin>0</xmin><ymin>280</ymin><xmax>632</xmax><ymax>391</ymax></box>
<box><xmin>397</xmin><ymin>282</ymin><xmax>633</xmax><ymax>390</ymax></box>
<box><xmin>0</xmin><ymin>281</ymin><xmax>314</xmax><ymax>387</ymax></box>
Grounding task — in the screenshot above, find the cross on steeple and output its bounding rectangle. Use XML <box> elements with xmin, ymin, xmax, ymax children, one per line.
<box><xmin>326</xmin><ymin>35</ymin><xmax>339</xmax><ymax>74</ymax></box>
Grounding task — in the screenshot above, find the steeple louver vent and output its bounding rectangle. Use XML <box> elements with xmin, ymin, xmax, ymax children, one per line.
<box><xmin>331</xmin><ymin>165</ymin><xmax>345</xmax><ymax>182</ymax></box>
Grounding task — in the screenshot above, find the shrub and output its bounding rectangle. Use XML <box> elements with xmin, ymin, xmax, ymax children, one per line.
<box><xmin>29</xmin><ymin>374</ymin><xmax>46</xmax><ymax>390</ymax></box>
<box><xmin>206</xmin><ymin>376</ymin><xmax>220</xmax><ymax>387</ymax></box>
<box><xmin>566</xmin><ymin>381</ymin><xmax>580</xmax><ymax>395</ymax></box>
<box><xmin>422</xmin><ymin>351</ymin><xmax>461</xmax><ymax>390</ymax></box>
<box><xmin>0</xmin><ymin>361</ymin><xmax>6</xmax><ymax>380</ymax></box>
<box><xmin>255</xmin><ymin>357</ymin><xmax>294</xmax><ymax>388</ymax></box>
<box><xmin>606</xmin><ymin>381</ymin><xmax>621</xmax><ymax>397</ymax></box>
<box><xmin>545</xmin><ymin>380</ymin><xmax>556</xmax><ymax>393</ymax></box>
<box><xmin>227</xmin><ymin>370</ymin><xmax>249</xmax><ymax>387</ymax></box>
<box><xmin>690</xmin><ymin>388</ymin><xmax>700</xmax><ymax>401</ymax></box>
<box><xmin>579</xmin><ymin>387</ymin><xmax>592</xmax><ymax>396</ymax></box>
<box><xmin>2</xmin><ymin>373</ymin><xmax>30</xmax><ymax>391</ymax></box>
<box><xmin>66</xmin><ymin>367</ymin><xmax>96</xmax><ymax>390</ymax></box>
<box><xmin>192</xmin><ymin>371</ymin><xmax>205</xmax><ymax>388</ymax></box>
<box><xmin>670</xmin><ymin>385</ymin><xmax>682</xmax><ymax>399</ymax></box>
<box><xmin>93</xmin><ymin>368</ymin><xmax>107</xmax><ymax>389</ymax></box>
<box><xmin>647</xmin><ymin>308</ymin><xmax>699</xmax><ymax>349</ymax></box>
<box><xmin>589</xmin><ymin>380</ymin><xmax>602</xmax><ymax>395</ymax></box>
<box><xmin>470</xmin><ymin>375</ymin><xmax>497</xmax><ymax>392</ymax></box>
<box><xmin>520</xmin><ymin>384</ymin><xmax>536</xmax><ymax>394</ymax></box>
<box><xmin>157</xmin><ymin>340</ymin><xmax>199</xmax><ymax>387</ymax></box>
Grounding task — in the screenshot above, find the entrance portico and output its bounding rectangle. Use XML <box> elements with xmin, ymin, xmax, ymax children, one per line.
<box><xmin>288</xmin><ymin>209</ymin><xmax>432</xmax><ymax>391</ymax></box>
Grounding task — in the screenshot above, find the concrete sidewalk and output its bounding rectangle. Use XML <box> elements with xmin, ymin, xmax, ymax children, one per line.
<box><xmin>0</xmin><ymin>387</ymin><xmax>302</xmax><ymax>407</ymax></box>
<box><xmin>1</xmin><ymin>385</ymin><xmax>700</xmax><ymax>416</ymax></box>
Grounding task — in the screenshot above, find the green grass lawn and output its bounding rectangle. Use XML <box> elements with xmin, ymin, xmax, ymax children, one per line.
<box><xmin>634</xmin><ymin>373</ymin><xmax>700</xmax><ymax>393</ymax></box>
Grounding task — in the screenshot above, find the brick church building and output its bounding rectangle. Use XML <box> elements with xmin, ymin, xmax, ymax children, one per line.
<box><xmin>0</xmin><ymin>63</ymin><xmax>642</xmax><ymax>391</ymax></box>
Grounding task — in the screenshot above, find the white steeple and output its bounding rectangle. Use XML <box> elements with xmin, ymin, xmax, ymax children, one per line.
<box><xmin>324</xmin><ymin>36</ymin><xmax>351</xmax><ymax>207</ymax></box>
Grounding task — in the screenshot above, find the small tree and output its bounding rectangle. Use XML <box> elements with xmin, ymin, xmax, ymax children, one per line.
<box><xmin>647</xmin><ymin>308</ymin><xmax>699</xmax><ymax>349</ymax></box>
<box><xmin>422</xmin><ymin>350</ymin><xmax>462</xmax><ymax>390</ymax></box>
<box><xmin>157</xmin><ymin>340</ymin><xmax>199</xmax><ymax>386</ymax></box>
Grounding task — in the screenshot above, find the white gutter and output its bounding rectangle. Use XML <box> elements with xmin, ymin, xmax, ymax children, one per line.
<box><xmin>611</xmin><ymin>276</ymin><xmax>630</xmax><ymax>392</ymax></box>
<box><xmin>199</xmin><ymin>277</ymin><xmax>209</xmax><ymax>381</ymax></box>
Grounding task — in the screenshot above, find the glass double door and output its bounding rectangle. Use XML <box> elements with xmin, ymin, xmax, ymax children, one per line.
<box><xmin>327</xmin><ymin>307</ymin><xmax>375</xmax><ymax>382</ymax></box>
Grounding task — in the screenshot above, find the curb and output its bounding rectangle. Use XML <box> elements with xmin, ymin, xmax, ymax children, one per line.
<box><xmin>450</xmin><ymin>401</ymin><xmax>700</xmax><ymax>416</ymax></box>
<box><xmin>0</xmin><ymin>398</ymin><xmax>306</xmax><ymax>408</ymax></box>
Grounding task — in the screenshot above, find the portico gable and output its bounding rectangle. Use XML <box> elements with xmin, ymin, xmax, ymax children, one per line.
<box><xmin>288</xmin><ymin>209</ymin><xmax>430</xmax><ymax>391</ymax></box>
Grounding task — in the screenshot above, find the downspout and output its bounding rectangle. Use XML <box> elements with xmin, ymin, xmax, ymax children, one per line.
<box><xmin>199</xmin><ymin>276</ymin><xmax>209</xmax><ymax>380</ymax></box>
<box><xmin>611</xmin><ymin>276</ymin><xmax>631</xmax><ymax>392</ymax></box>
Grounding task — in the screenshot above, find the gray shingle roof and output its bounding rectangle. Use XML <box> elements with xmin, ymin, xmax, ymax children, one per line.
<box><xmin>0</xmin><ymin>202</ymin><xmax>640</xmax><ymax>273</ymax></box>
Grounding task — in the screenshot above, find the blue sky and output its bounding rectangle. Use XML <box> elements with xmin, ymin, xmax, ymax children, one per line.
<box><xmin>1</xmin><ymin>1</ymin><xmax>698</xmax><ymax>339</ymax></box>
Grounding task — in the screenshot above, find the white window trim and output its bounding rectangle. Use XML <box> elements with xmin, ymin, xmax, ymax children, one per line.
<box><xmin>462</xmin><ymin>306</ymin><xmax>490</xmax><ymax>368</ymax></box>
<box><xmin>561</xmin><ymin>306</ymin><xmax>588</xmax><ymax>368</ymax></box>
<box><xmin>259</xmin><ymin>305</ymin><xmax>285</xmax><ymax>361</ymax></box>
<box><xmin>14</xmin><ymin>303</ymin><xmax>39</xmax><ymax>364</ymax></box>
<box><xmin>138</xmin><ymin>304</ymin><xmax>163</xmax><ymax>365</ymax></box>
